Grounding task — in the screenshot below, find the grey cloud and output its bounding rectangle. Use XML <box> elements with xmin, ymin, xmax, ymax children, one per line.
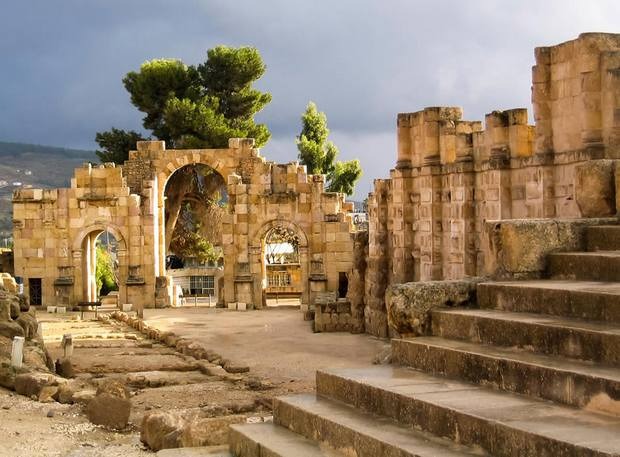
<box><xmin>1</xmin><ymin>0</ymin><xmax>619</xmax><ymax>199</ymax></box>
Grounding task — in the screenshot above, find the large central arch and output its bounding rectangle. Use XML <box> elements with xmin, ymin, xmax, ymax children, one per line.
<box><xmin>152</xmin><ymin>144</ymin><xmax>251</xmax><ymax>278</ymax></box>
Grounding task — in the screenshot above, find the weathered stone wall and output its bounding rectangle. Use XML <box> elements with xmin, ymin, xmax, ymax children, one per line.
<box><xmin>13</xmin><ymin>139</ymin><xmax>355</xmax><ymax>311</ymax></box>
<box><xmin>364</xmin><ymin>33</ymin><xmax>620</xmax><ymax>336</ymax></box>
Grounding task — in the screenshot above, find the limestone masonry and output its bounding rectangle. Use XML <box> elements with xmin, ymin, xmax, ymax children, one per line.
<box><xmin>11</xmin><ymin>33</ymin><xmax>620</xmax><ymax>337</ymax></box>
<box><xmin>362</xmin><ymin>32</ymin><xmax>620</xmax><ymax>336</ymax></box>
<box><xmin>13</xmin><ymin>138</ymin><xmax>355</xmax><ymax>312</ymax></box>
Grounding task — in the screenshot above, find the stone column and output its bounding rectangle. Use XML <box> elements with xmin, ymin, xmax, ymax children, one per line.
<box><xmin>299</xmin><ymin>247</ymin><xmax>309</xmax><ymax>306</ymax></box>
<box><xmin>84</xmin><ymin>235</ymin><xmax>92</xmax><ymax>302</ymax></box>
<box><xmin>89</xmin><ymin>233</ymin><xmax>97</xmax><ymax>302</ymax></box>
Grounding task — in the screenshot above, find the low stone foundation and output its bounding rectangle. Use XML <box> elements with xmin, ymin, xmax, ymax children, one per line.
<box><xmin>313</xmin><ymin>293</ymin><xmax>364</xmax><ymax>333</ymax></box>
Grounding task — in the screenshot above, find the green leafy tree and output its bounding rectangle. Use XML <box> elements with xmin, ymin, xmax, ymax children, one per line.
<box><xmin>95</xmin><ymin>128</ymin><xmax>145</xmax><ymax>164</ymax></box>
<box><xmin>296</xmin><ymin>102</ymin><xmax>362</xmax><ymax>195</ymax></box>
<box><xmin>170</xmin><ymin>202</ymin><xmax>221</xmax><ymax>264</ymax></box>
<box><xmin>122</xmin><ymin>59</ymin><xmax>199</xmax><ymax>143</ymax></box>
<box><xmin>95</xmin><ymin>245</ymin><xmax>118</xmax><ymax>296</ymax></box>
<box><xmin>96</xmin><ymin>45</ymin><xmax>271</xmax><ymax>159</ymax></box>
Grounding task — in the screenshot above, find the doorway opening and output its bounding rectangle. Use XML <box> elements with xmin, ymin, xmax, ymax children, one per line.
<box><xmin>29</xmin><ymin>278</ymin><xmax>42</xmax><ymax>306</ymax></box>
<box><xmin>164</xmin><ymin>164</ymin><xmax>226</xmax><ymax>306</ymax></box>
<box><xmin>262</xmin><ymin>226</ymin><xmax>302</xmax><ymax>307</ymax></box>
<box><xmin>338</xmin><ymin>272</ymin><xmax>349</xmax><ymax>299</ymax></box>
<box><xmin>82</xmin><ymin>231</ymin><xmax>119</xmax><ymax>302</ymax></box>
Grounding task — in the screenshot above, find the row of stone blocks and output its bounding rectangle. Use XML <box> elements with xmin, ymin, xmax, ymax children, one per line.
<box><xmin>226</xmin><ymin>223</ymin><xmax>620</xmax><ymax>456</ymax></box>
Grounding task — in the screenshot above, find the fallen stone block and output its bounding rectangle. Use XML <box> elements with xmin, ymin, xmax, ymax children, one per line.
<box><xmin>16</xmin><ymin>312</ymin><xmax>38</xmax><ymax>340</ymax></box>
<box><xmin>141</xmin><ymin>410</ymin><xmax>248</xmax><ymax>451</ymax></box>
<box><xmin>0</xmin><ymin>362</ymin><xmax>18</xmax><ymax>390</ymax></box>
<box><xmin>223</xmin><ymin>361</ymin><xmax>250</xmax><ymax>374</ymax></box>
<box><xmin>72</xmin><ymin>389</ymin><xmax>96</xmax><ymax>405</ymax></box>
<box><xmin>38</xmin><ymin>385</ymin><xmax>58</xmax><ymax>403</ymax></box>
<box><xmin>386</xmin><ymin>279</ymin><xmax>479</xmax><ymax>337</ymax></box>
<box><xmin>141</xmin><ymin>410</ymin><xmax>187</xmax><ymax>451</ymax></box>
<box><xmin>14</xmin><ymin>372</ymin><xmax>57</xmax><ymax>398</ymax></box>
<box><xmin>198</xmin><ymin>363</ymin><xmax>227</xmax><ymax>378</ymax></box>
<box><xmin>0</xmin><ymin>321</ymin><xmax>25</xmax><ymax>339</ymax></box>
<box><xmin>55</xmin><ymin>357</ymin><xmax>75</xmax><ymax>378</ymax></box>
<box><xmin>86</xmin><ymin>379</ymin><xmax>131</xmax><ymax>429</ymax></box>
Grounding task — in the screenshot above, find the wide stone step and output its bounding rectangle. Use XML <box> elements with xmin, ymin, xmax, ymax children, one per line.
<box><xmin>477</xmin><ymin>280</ymin><xmax>620</xmax><ymax>322</ymax></box>
<box><xmin>157</xmin><ymin>446</ymin><xmax>231</xmax><ymax>456</ymax></box>
<box><xmin>391</xmin><ymin>336</ymin><xmax>620</xmax><ymax>412</ymax></box>
<box><xmin>230</xmin><ymin>422</ymin><xmax>344</xmax><ymax>457</ymax></box>
<box><xmin>431</xmin><ymin>308</ymin><xmax>620</xmax><ymax>364</ymax></box>
<box><xmin>548</xmin><ymin>251</ymin><xmax>620</xmax><ymax>281</ymax></box>
<box><xmin>316</xmin><ymin>366</ymin><xmax>620</xmax><ymax>457</ymax></box>
<box><xmin>587</xmin><ymin>225</ymin><xmax>620</xmax><ymax>251</ymax></box>
<box><xmin>273</xmin><ymin>394</ymin><xmax>490</xmax><ymax>457</ymax></box>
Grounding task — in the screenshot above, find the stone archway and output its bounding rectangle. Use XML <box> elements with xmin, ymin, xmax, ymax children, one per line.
<box><xmin>151</xmin><ymin>144</ymin><xmax>251</xmax><ymax>278</ymax></box>
<box><xmin>250</xmin><ymin>220</ymin><xmax>310</xmax><ymax>309</ymax></box>
<box><xmin>13</xmin><ymin>138</ymin><xmax>356</xmax><ymax>311</ymax></box>
<box><xmin>72</xmin><ymin>224</ymin><xmax>128</xmax><ymax>305</ymax></box>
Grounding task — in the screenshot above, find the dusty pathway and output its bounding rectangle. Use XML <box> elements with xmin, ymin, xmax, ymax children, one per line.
<box><xmin>0</xmin><ymin>308</ymin><xmax>387</xmax><ymax>456</ymax></box>
<box><xmin>143</xmin><ymin>307</ymin><xmax>390</xmax><ymax>392</ymax></box>
<box><xmin>0</xmin><ymin>386</ymin><xmax>149</xmax><ymax>457</ymax></box>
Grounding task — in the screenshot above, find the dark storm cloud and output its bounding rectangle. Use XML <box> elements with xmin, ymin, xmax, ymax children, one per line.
<box><xmin>1</xmin><ymin>0</ymin><xmax>619</xmax><ymax>198</ymax></box>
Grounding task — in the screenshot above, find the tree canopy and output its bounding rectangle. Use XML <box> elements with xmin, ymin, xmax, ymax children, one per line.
<box><xmin>95</xmin><ymin>128</ymin><xmax>145</xmax><ymax>164</ymax></box>
<box><xmin>296</xmin><ymin>102</ymin><xmax>362</xmax><ymax>196</ymax></box>
<box><xmin>95</xmin><ymin>45</ymin><xmax>271</xmax><ymax>164</ymax></box>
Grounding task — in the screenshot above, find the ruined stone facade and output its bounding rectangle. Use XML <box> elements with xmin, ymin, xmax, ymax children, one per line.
<box><xmin>364</xmin><ymin>33</ymin><xmax>620</xmax><ymax>336</ymax></box>
<box><xmin>13</xmin><ymin>139</ymin><xmax>355</xmax><ymax>311</ymax></box>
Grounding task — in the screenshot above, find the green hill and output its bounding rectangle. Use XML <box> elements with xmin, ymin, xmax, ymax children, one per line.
<box><xmin>0</xmin><ymin>141</ymin><xmax>97</xmax><ymax>237</ymax></box>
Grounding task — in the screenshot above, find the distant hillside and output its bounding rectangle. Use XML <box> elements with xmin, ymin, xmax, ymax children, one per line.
<box><xmin>0</xmin><ymin>141</ymin><xmax>97</xmax><ymax>237</ymax></box>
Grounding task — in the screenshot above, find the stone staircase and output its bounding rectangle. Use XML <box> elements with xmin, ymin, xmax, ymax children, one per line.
<box><xmin>222</xmin><ymin>224</ymin><xmax>620</xmax><ymax>455</ymax></box>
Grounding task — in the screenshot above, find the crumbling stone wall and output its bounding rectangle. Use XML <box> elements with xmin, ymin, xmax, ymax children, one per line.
<box><xmin>364</xmin><ymin>33</ymin><xmax>620</xmax><ymax>336</ymax></box>
<box><xmin>13</xmin><ymin>139</ymin><xmax>355</xmax><ymax>311</ymax></box>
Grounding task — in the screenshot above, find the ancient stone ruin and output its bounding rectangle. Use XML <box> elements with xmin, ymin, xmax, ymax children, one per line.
<box><xmin>6</xmin><ymin>32</ymin><xmax>620</xmax><ymax>456</ymax></box>
<box><xmin>12</xmin><ymin>138</ymin><xmax>355</xmax><ymax>314</ymax></box>
<box><xmin>362</xmin><ymin>32</ymin><xmax>620</xmax><ymax>336</ymax></box>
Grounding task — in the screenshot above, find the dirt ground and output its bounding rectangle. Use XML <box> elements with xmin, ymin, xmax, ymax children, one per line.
<box><xmin>0</xmin><ymin>307</ymin><xmax>388</xmax><ymax>456</ymax></box>
<box><xmin>143</xmin><ymin>307</ymin><xmax>389</xmax><ymax>391</ymax></box>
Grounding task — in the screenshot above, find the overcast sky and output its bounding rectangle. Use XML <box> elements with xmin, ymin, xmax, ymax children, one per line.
<box><xmin>1</xmin><ymin>1</ymin><xmax>619</xmax><ymax>199</ymax></box>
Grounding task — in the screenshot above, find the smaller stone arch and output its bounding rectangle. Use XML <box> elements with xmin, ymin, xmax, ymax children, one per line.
<box><xmin>72</xmin><ymin>224</ymin><xmax>128</xmax><ymax>304</ymax></box>
<box><xmin>250</xmin><ymin>219</ymin><xmax>310</xmax><ymax>308</ymax></box>
<box><xmin>73</xmin><ymin>223</ymin><xmax>127</xmax><ymax>251</ymax></box>
<box><xmin>251</xmin><ymin>219</ymin><xmax>309</xmax><ymax>249</ymax></box>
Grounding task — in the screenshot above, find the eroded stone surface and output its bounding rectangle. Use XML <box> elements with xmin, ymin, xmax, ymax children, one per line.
<box><xmin>385</xmin><ymin>280</ymin><xmax>479</xmax><ymax>336</ymax></box>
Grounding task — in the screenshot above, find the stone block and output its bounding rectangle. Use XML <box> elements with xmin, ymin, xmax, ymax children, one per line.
<box><xmin>237</xmin><ymin>302</ymin><xmax>247</xmax><ymax>311</ymax></box>
<box><xmin>575</xmin><ymin>159</ymin><xmax>616</xmax><ymax>217</ymax></box>
<box><xmin>483</xmin><ymin>217</ymin><xmax>618</xmax><ymax>278</ymax></box>
<box><xmin>227</xmin><ymin>302</ymin><xmax>237</xmax><ymax>310</ymax></box>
